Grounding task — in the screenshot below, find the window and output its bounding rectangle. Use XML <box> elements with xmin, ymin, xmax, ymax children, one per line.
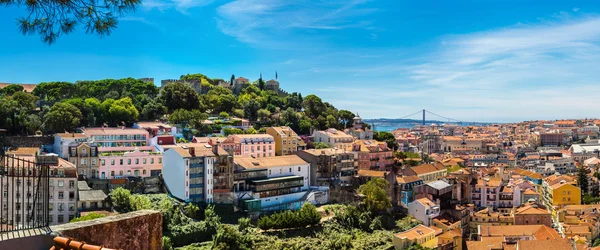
<box><xmin>143</xmin><ymin>158</ymin><xmax>147</xmax><ymax>164</ymax></box>
<box><xmin>58</xmin><ymin>180</ymin><xmax>64</xmax><ymax>187</ymax></box>
<box><xmin>143</xmin><ymin>170</ymin><xmax>147</xmax><ymax>175</ymax></box>
<box><xmin>58</xmin><ymin>215</ymin><xmax>64</xmax><ymax>223</ymax></box>
<box><xmin>69</xmin><ymin>192</ymin><xmax>75</xmax><ymax>200</ymax></box>
<box><xmin>49</xmin><ymin>179</ymin><xmax>53</xmax><ymax>187</ymax></box>
<box><xmin>81</xmin><ymin>159</ymin><xmax>87</xmax><ymax>165</ymax></box>
<box><xmin>49</xmin><ymin>203</ymin><xmax>53</xmax><ymax>211</ymax></box>
<box><xmin>92</xmin><ymin>159</ymin><xmax>96</xmax><ymax>165</ymax></box>
<box><xmin>568</xmin><ymin>191</ymin><xmax>571</xmax><ymax>195</ymax></box>
<box><xmin>128</xmin><ymin>159</ymin><xmax>131</xmax><ymax>165</ymax></box>
<box><xmin>134</xmin><ymin>170</ymin><xmax>140</xmax><ymax>176</ymax></box>
<box><xmin>69</xmin><ymin>181</ymin><xmax>75</xmax><ymax>188</ymax></box>
<box><xmin>102</xmin><ymin>160</ymin><xmax>105</xmax><ymax>166</ymax></box>
<box><xmin>127</xmin><ymin>170</ymin><xmax>131</xmax><ymax>176</ymax></box>
<box><xmin>120</xmin><ymin>159</ymin><xmax>123</xmax><ymax>165</ymax></box>
<box><xmin>298</xmin><ymin>167</ymin><xmax>301</xmax><ymax>172</ymax></box>
<box><xmin>111</xmin><ymin>171</ymin><xmax>115</xmax><ymax>177</ymax></box>
<box><xmin>69</xmin><ymin>203</ymin><xmax>75</xmax><ymax>211</ymax></box>
<box><xmin>289</xmin><ymin>168</ymin><xmax>292</xmax><ymax>173</ymax></box>
<box><xmin>102</xmin><ymin>172</ymin><xmax>106</xmax><ymax>179</ymax></box>
<box><xmin>563</xmin><ymin>191</ymin><xmax>566</xmax><ymax>195</ymax></box>
<box><xmin>135</xmin><ymin>159</ymin><xmax>139</xmax><ymax>164</ymax></box>
<box><xmin>58</xmin><ymin>191</ymin><xmax>64</xmax><ymax>199</ymax></box>
<box><xmin>186</xmin><ymin>171</ymin><xmax>189</xmax><ymax>176</ymax></box>
<box><xmin>111</xmin><ymin>159</ymin><xmax>115</xmax><ymax>165</ymax></box>
<box><xmin>151</xmin><ymin>158</ymin><xmax>155</xmax><ymax>164</ymax></box>
<box><xmin>119</xmin><ymin>170</ymin><xmax>124</xmax><ymax>176</ymax></box>
<box><xmin>159</xmin><ymin>158</ymin><xmax>162</xmax><ymax>163</ymax></box>
<box><xmin>58</xmin><ymin>203</ymin><xmax>64</xmax><ymax>211</ymax></box>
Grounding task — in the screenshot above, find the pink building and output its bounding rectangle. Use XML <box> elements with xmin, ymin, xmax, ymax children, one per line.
<box><xmin>98</xmin><ymin>148</ymin><xmax>163</xmax><ymax>179</ymax></box>
<box><xmin>348</xmin><ymin>140</ymin><xmax>394</xmax><ymax>170</ymax></box>
<box><xmin>221</xmin><ymin>134</ymin><xmax>275</xmax><ymax>158</ymax></box>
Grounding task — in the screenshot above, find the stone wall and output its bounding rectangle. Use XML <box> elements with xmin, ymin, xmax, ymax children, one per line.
<box><xmin>51</xmin><ymin>210</ymin><xmax>162</xmax><ymax>250</ymax></box>
<box><xmin>6</xmin><ymin>136</ymin><xmax>53</xmax><ymax>148</ymax></box>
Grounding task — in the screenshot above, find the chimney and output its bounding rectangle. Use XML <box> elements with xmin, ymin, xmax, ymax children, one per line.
<box><xmin>189</xmin><ymin>147</ymin><xmax>195</xmax><ymax>157</ymax></box>
<box><xmin>212</xmin><ymin>143</ymin><xmax>219</xmax><ymax>155</ymax></box>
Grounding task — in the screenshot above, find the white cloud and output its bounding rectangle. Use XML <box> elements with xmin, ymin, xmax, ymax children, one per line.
<box><xmin>142</xmin><ymin>0</ymin><xmax>213</xmax><ymax>14</ymax></box>
<box><xmin>297</xmin><ymin>16</ymin><xmax>600</xmax><ymax>122</ymax></box>
<box><xmin>215</xmin><ymin>0</ymin><xmax>376</xmax><ymax>46</ymax></box>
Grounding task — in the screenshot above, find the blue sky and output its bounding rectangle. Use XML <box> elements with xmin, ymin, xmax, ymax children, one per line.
<box><xmin>1</xmin><ymin>0</ymin><xmax>600</xmax><ymax>122</ymax></box>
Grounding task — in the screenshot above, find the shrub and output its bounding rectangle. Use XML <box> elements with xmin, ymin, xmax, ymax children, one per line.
<box><xmin>70</xmin><ymin>212</ymin><xmax>106</xmax><ymax>222</ymax></box>
<box><xmin>257</xmin><ymin>203</ymin><xmax>321</xmax><ymax>230</ymax></box>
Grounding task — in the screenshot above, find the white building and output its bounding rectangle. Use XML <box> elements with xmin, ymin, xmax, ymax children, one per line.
<box><xmin>311</xmin><ymin>128</ymin><xmax>354</xmax><ymax>148</ymax></box>
<box><xmin>407</xmin><ymin>197</ymin><xmax>440</xmax><ymax>226</ymax></box>
<box><xmin>234</xmin><ymin>155</ymin><xmax>327</xmax><ymax>211</ymax></box>
<box><xmin>162</xmin><ymin>145</ymin><xmax>220</xmax><ymax>203</ymax></box>
<box><xmin>1</xmin><ymin>155</ymin><xmax>78</xmax><ymax>227</ymax></box>
<box><xmin>53</xmin><ymin>133</ymin><xmax>88</xmax><ymax>159</ymax></box>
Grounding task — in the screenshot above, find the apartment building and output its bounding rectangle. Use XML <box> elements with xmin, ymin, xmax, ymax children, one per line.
<box><xmin>393</xmin><ymin>225</ymin><xmax>438</xmax><ymax>249</ymax></box>
<box><xmin>311</xmin><ymin>128</ymin><xmax>354</xmax><ymax>148</ymax></box>
<box><xmin>162</xmin><ymin>145</ymin><xmax>225</xmax><ymax>203</ymax></box>
<box><xmin>513</xmin><ymin>203</ymin><xmax>552</xmax><ymax>227</ymax></box>
<box><xmin>67</xmin><ymin>142</ymin><xmax>99</xmax><ymax>178</ymax></box>
<box><xmin>266</xmin><ymin>126</ymin><xmax>304</xmax><ymax>156</ymax></box>
<box><xmin>471</xmin><ymin>177</ymin><xmax>502</xmax><ymax>209</ymax></box>
<box><xmin>233</xmin><ymin>155</ymin><xmax>323</xmax><ymax>212</ymax></box>
<box><xmin>296</xmin><ymin>148</ymin><xmax>356</xmax><ymax>186</ymax></box>
<box><xmin>98</xmin><ymin>148</ymin><xmax>163</xmax><ymax>179</ymax></box>
<box><xmin>221</xmin><ymin>134</ymin><xmax>275</xmax><ymax>158</ymax></box>
<box><xmin>539</xmin><ymin>132</ymin><xmax>565</xmax><ymax>146</ymax></box>
<box><xmin>53</xmin><ymin>133</ymin><xmax>88</xmax><ymax>159</ymax></box>
<box><xmin>545</xmin><ymin>181</ymin><xmax>581</xmax><ymax>208</ymax></box>
<box><xmin>1</xmin><ymin>155</ymin><xmax>78</xmax><ymax>227</ymax></box>
<box><xmin>408</xmin><ymin>197</ymin><xmax>440</xmax><ymax>226</ymax></box>
<box><xmin>347</xmin><ymin>140</ymin><xmax>394</xmax><ymax>170</ymax></box>
<box><xmin>81</xmin><ymin>127</ymin><xmax>151</xmax><ymax>150</ymax></box>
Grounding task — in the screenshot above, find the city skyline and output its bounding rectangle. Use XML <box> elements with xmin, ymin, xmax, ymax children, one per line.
<box><xmin>1</xmin><ymin>1</ymin><xmax>600</xmax><ymax>122</ymax></box>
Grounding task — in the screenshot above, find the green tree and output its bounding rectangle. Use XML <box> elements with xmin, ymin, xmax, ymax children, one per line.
<box><xmin>130</xmin><ymin>195</ymin><xmax>152</xmax><ymax>210</ymax></box>
<box><xmin>358</xmin><ymin>178</ymin><xmax>391</xmax><ymax>213</ymax></box>
<box><xmin>338</xmin><ymin>110</ymin><xmax>355</xmax><ymax>128</ymax></box>
<box><xmin>106</xmin><ymin>97</ymin><xmax>139</xmax><ymax>126</ymax></box>
<box><xmin>302</xmin><ymin>94</ymin><xmax>325</xmax><ymax>118</ymax></box>
<box><xmin>7</xmin><ymin>0</ymin><xmax>142</xmax><ymax>44</ymax></box>
<box><xmin>160</xmin><ymin>82</ymin><xmax>201</xmax><ymax>112</ymax></box>
<box><xmin>141</xmin><ymin>99</ymin><xmax>168</xmax><ymax>121</ymax></box>
<box><xmin>257</xmin><ymin>109</ymin><xmax>271</xmax><ymax>121</ymax></box>
<box><xmin>1</xmin><ymin>84</ymin><xmax>24</xmax><ymax>95</ymax></box>
<box><xmin>33</xmin><ymin>81</ymin><xmax>77</xmax><ymax>102</ymax></box>
<box><xmin>219</xmin><ymin>112</ymin><xmax>230</xmax><ymax>120</ymax></box>
<box><xmin>243</xmin><ymin>99</ymin><xmax>260</xmax><ymax>121</ymax></box>
<box><xmin>110</xmin><ymin>187</ymin><xmax>132</xmax><ymax>212</ymax></box>
<box><xmin>184</xmin><ymin>203</ymin><xmax>201</xmax><ymax>219</ymax></box>
<box><xmin>374</xmin><ymin>131</ymin><xmax>398</xmax><ymax>150</ymax></box>
<box><xmin>43</xmin><ymin>102</ymin><xmax>82</xmax><ymax>132</ymax></box>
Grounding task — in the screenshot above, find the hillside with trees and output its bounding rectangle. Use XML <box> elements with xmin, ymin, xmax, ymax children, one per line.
<box><xmin>0</xmin><ymin>75</ymin><xmax>358</xmax><ymax>136</ymax></box>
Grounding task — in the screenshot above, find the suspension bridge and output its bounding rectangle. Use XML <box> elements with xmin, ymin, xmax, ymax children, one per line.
<box><xmin>376</xmin><ymin>109</ymin><xmax>486</xmax><ymax>126</ymax></box>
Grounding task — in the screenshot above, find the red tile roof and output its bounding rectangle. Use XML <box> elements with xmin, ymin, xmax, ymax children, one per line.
<box><xmin>50</xmin><ymin>236</ymin><xmax>116</xmax><ymax>250</ymax></box>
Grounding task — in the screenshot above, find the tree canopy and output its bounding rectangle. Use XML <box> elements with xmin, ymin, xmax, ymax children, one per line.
<box><xmin>358</xmin><ymin>178</ymin><xmax>392</xmax><ymax>213</ymax></box>
<box><xmin>6</xmin><ymin>0</ymin><xmax>142</xmax><ymax>44</ymax></box>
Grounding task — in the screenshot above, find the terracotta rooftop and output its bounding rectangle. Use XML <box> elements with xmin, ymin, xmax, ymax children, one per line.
<box><xmin>50</xmin><ymin>236</ymin><xmax>115</xmax><ymax>250</ymax></box>
<box><xmin>517</xmin><ymin>239</ymin><xmax>573</xmax><ymax>250</ymax></box>
<box><xmin>235</xmin><ymin>155</ymin><xmax>308</xmax><ymax>169</ymax></box>
<box><xmin>358</xmin><ymin>170</ymin><xmax>386</xmax><ymax>178</ymax></box>
<box><xmin>394</xmin><ymin>224</ymin><xmax>436</xmax><ymax>240</ymax></box>
<box><xmin>410</xmin><ymin>162</ymin><xmax>446</xmax><ymax>175</ymax></box>
<box><xmin>479</xmin><ymin>225</ymin><xmax>560</xmax><ymax>239</ymax></box>
<box><xmin>515</xmin><ymin>204</ymin><xmax>550</xmax><ymax>215</ymax></box>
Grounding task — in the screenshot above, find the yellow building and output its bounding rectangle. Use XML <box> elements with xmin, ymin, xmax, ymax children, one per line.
<box><xmin>393</xmin><ymin>224</ymin><xmax>439</xmax><ymax>249</ymax></box>
<box><xmin>266</xmin><ymin>126</ymin><xmax>305</xmax><ymax>156</ymax></box>
<box><xmin>547</xmin><ymin>182</ymin><xmax>581</xmax><ymax>207</ymax></box>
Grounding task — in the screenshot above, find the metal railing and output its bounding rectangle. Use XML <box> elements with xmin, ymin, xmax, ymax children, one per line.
<box><xmin>0</xmin><ymin>153</ymin><xmax>51</xmax><ymax>232</ymax></box>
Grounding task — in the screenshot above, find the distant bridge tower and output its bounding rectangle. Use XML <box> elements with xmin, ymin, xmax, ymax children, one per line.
<box><xmin>422</xmin><ymin>109</ymin><xmax>426</xmax><ymax>126</ymax></box>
